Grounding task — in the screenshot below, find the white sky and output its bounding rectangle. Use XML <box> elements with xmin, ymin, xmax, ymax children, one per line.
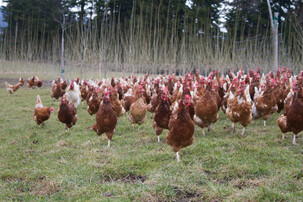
<box><xmin>0</xmin><ymin>0</ymin><xmax>7</xmax><ymax>7</ymax></box>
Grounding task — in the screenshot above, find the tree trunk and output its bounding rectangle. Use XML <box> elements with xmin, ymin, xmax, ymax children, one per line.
<box><xmin>60</xmin><ymin>18</ymin><xmax>65</xmax><ymax>79</ymax></box>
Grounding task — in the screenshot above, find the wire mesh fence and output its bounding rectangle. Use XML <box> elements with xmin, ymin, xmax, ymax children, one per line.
<box><xmin>0</xmin><ymin>31</ymin><xmax>301</xmax><ymax>80</ymax></box>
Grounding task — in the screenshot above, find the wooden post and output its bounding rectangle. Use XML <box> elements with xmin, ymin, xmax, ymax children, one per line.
<box><xmin>273</xmin><ymin>12</ymin><xmax>279</xmax><ymax>71</ymax></box>
<box><xmin>266</xmin><ymin>0</ymin><xmax>274</xmax><ymax>34</ymax></box>
<box><xmin>60</xmin><ymin>22</ymin><xmax>65</xmax><ymax>79</ymax></box>
<box><xmin>266</xmin><ymin>0</ymin><xmax>279</xmax><ymax>71</ymax></box>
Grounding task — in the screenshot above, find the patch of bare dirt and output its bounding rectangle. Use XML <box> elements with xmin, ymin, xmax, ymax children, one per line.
<box><xmin>30</xmin><ymin>179</ymin><xmax>61</xmax><ymax>196</ymax></box>
<box><xmin>119</xmin><ymin>174</ymin><xmax>146</xmax><ymax>183</ymax></box>
<box><xmin>2</xmin><ymin>175</ymin><xmax>61</xmax><ymax>196</ymax></box>
<box><xmin>57</xmin><ymin>140</ymin><xmax>67</xmax><ymax>147</ymax></box>
<box><xmin>1</xmin><ymin>176</ymin><xmax>25</xmax><ymax>182</ymax></box>
<box><xmin>233</xmin><ymin>179</ymin><xmax>261</xmax><ymax>190</ymax></box>
<box><xmin>171</xmin><ymin>186</ymin><xmax>202</xmax><ymax>201</ymax></box>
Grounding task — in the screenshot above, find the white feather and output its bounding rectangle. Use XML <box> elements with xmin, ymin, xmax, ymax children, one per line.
<box><xmin>244</xmin><ymin>85</ymin><xmax>251</xmax><ymax>103</ymax></box>
<box><xmin>66</xmin><ymin>82</ymin><xmax>81</xmax><ymax>108</ymax></box>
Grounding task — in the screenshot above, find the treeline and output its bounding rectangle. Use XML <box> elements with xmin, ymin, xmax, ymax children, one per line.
<box><xmin>0</xmin><ymin>0</ymin><xmax>303</xmax><ymax>75</ymax></box>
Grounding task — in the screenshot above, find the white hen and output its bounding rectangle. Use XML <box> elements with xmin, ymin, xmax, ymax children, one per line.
<box><xmin>66</xmin><ymin>80</ymin><xmax>81</xmax><ymax>108</ymax></box>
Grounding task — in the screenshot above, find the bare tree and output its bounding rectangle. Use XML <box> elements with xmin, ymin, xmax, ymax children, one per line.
<box><xmin>53</xmin><ymin>1</ymin><xmax>73</xmax><ymax>79</ymax></box>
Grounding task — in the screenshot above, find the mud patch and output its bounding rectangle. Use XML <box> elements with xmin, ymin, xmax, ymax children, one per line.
<box><xmin>100</xmin><ymin>172</ymin><xmax>146</xmax><ymax>183</ymax></box>
<box><xmin>119</xmin><ymin>174</ymin><xmax>146</xmax><ymax>183</ymax></box>
<box><xmin>172</xmin><ymin>186</ymin><xmax>201</xmax><ymax>201</ymax></box>
<box><xmin>203</xmin><ymin>169</ymin><xmax>217</xmax><ymax>176</ymax></box>
<box><xmin>1</xmin><ymin>175</ymin><xmax>25</xmax><ymax>182</ymax></box>
<box><xmin>294</xmin><ymin>170</ymin><xmax>303</xmax><ymax>180</ymax></box>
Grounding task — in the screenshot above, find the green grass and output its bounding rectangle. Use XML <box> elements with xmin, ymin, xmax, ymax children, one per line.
<box><xmin>0</xmin><ymin>86</ymin><xmax>303</xmax><ymax>201</ymax></box>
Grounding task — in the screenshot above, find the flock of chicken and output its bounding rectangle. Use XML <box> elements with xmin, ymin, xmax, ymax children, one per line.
<box><xmin>5</xmin><ymin>67</ymin><xmax>303</xmax><ymax>161</ymax></box>
<box><xmin>5</xmin><ymin>76</ymin><xmax>42</xmax><ymax>94</ymax></box>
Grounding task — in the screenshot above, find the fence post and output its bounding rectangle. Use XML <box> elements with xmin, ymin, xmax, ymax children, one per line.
<box><xmin>273</xmin><ymin>12</ymin><xmax>279</xmax><ymax>71</ymax></box>
<box><xmin>266</xmin><ymin>0</ymin><xmax>279</xmax><ymax>71</ymax></box>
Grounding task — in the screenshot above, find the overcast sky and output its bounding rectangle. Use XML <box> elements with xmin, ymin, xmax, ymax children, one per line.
<box><xmin>0</xmin><ymin>0</ymin><xmax>7</xmax><ymax>7</ymax></box>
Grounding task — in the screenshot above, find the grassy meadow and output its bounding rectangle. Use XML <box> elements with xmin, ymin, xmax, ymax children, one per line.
<box><xmin>0</xmin><ymin>84</ymin><xmax>303</xmax><ymax>201</ymax></box>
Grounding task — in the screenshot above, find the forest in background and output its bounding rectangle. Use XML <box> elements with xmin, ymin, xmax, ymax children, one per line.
<box><xmin>0</xmin><ymin>0</ymin><xmax>302</xmax><ymax>77</ymax></box>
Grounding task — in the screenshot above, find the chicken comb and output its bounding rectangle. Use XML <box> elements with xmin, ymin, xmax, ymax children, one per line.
<box><xmin>183</xmin><ymin>94</ymin><xmax>191</xmax><ymax>106</ymax></box>
<box><xmin>185</xmin><ymin>94</ymin><xmax>191</xmax><ymax>99</ymax></box>
<box><xmin>61</xmin><ymin>95</ymin><xmax>66</xmax><ymax>103</ymax></box>
<box><xmin>161</xmin><ymin>91</ymin><xmax>168</xmax><ymax>101</ymax></box>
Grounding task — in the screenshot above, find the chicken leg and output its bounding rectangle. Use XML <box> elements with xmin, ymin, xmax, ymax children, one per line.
<box><xmin>65</xmin><ymin>125</ymin><xmax>69</xmax><ymax>132</ymax></box>
<box><xmin>232</xmin><ymin>123</ymin><xmax>235</xmax><ymax>132</ymax></box>
<box><xmin>264</xmin><ymin>121</ymin><xmax>266</xmax><ymax>126</ymax></box>
<box><xmin>108</xmin><ymin>140</ymin><xmax>111</xmax><ymax>147</ymax></box>
<box><xmin>207</xmin><ymin>124</ymin><xmax>212</xmax><ymax>132</ymax></box>
<box><xmin>202</xmin><ymin>128</ymin><xmax>205</xmax><ymax>136</ymax></box>
<box><xmin>292</xmin><ymin>134</ymin><xmax>296</xmax><ymax>145</ymax></box>
<box><xmin>241</xmin><ymin>127</ymin><xmax>246</xmax><ymax>136</ymax></box>
<box><xmin>158</xmin><ymin>136</ymin><xmax>160</xmax><ymax>143</ymax></box>
<box><xmin>176</xmin><ymin>152</ymin><xmax>180</xmax><ymax>162</ymax></box>
<box><xmin>282</xmin><ymin>133</ymin><xmax>285</xmax><ymax>140</ymax></box>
